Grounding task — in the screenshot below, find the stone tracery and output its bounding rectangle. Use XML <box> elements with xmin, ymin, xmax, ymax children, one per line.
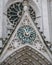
<box><xmin>17</xmin><ymin>25</ymin><xmax>36</xmax><ymax>43</ymax></box>
<box><xmin>0</xmin><ymin>0</ymin><xmax>52</xmax><ymax>64</ymax></box>
<box><xmin>7</xmin><ymin>2</ymin><xmax>24</xmax><ymax>24</ymax></box>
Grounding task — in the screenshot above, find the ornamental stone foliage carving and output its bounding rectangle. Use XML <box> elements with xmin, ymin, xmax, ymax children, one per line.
<box><xmin>2</xmin><ymin>1</ymin><xmax>36</xmax><ymax>53</ymax></box>
<box><xmin>0</xmin><ymin>0</ymin><xmax>52</xmax><ymax>64</ymax></box>
<box><xmin>7</xmin><ymin>15</ymin><xmax>48</xmax><ymax>56</ymax></box>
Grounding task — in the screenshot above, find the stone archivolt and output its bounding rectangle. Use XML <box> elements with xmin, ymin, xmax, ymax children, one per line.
<box><xmin>1</xmin><ymin>46</ymin><xmax>52</xmax><ymax>65</ymax></box>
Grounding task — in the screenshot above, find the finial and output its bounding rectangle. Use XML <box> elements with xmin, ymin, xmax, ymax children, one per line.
<box><xmin>23</xmin><ymin>0</ymin><xmax>29</xmax><ymax>12</ymax></box>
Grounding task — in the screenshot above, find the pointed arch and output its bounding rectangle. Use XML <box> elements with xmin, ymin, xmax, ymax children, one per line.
<box><xmin>0</xmin><ymin>0</ymin><xmax>50</xmax><ymax>65</ymax></box>
<box><xmin>1</xmin><ymin>46</ymin><xmax>52</xmax><ymax>65</ymax></box>
<box><xmin>2</xmin><ymin>0</ymin><xmax>41</xmax><ymax>54</ymax></box>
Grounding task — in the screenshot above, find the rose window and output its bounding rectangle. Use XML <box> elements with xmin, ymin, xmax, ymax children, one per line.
<box><xmin>17</xmin><ymin>25</ymin><xmax>36</xmax><ymax>43</ymax></box>
<box><xmin>7</xmin><ymin>2</ymin><xmax>23</xmax><ymax>24</ymax></box>
<box><xmin>7</xmin><ymin>2</ymin><xmax>36</xmax><ymax>24</ymax></box>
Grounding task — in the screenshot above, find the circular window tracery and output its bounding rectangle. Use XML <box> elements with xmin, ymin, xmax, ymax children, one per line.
<box><xmin>7</xmin><ymin>2</ymin><xmax>24</xmax><ymax>24</ymax></box>
<box><xmin>7</xmin><ymin>2</ymin><xmax>36</xmax><ymax>24</ymax></box>
<box><xmin>17</xmin><ymin>25</ymin><xmax>36</xmax><ymax>43</ymax></box>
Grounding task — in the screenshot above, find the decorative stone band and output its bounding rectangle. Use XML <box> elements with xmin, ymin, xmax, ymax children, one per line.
<box><xmin>1</xmin><ymin>46</ymin><xmax>52</xmax><ymax>65</ymax></box>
